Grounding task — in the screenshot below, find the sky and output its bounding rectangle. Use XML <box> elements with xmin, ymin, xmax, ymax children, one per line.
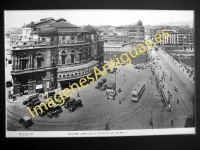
<box><xmin>5</xmin><ymin>10</ymin><xmax>194</xmax><ymax>28</ymax></box>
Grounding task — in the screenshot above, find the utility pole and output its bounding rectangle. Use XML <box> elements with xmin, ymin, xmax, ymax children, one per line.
<box><xmin>115</xmin><ymin>61</ymin><xmax>117</xmax><ymax>95</ymax></box>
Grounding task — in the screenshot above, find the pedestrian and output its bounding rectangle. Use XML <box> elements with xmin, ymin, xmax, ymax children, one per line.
<box><xmin>108</xmin><ymin>114</ymin><xmax>110</xmax><ymax>120</ymax></box>
<box><xmin>171</xmin><ymin>119</ymin><xmax>174</xmax><ymax>127</ymax></box>
<box><xmin>177</xmin><ymin>99</ymin><xmax>179</xmax><ymax>104</ymax></box>
<box><xmin>77</xmin><ymin>92</ymin><xmax>80</xmax><ymax>97</ymax></box>
<box><xmin>150</xmin><ymin>117</ymin><xmax>153</xmax><ymax>129</ymax></box>
<box><xmin>119</xmin><ymin>100</ymin><xmax>121</xmax><ymax>104</ymax></box>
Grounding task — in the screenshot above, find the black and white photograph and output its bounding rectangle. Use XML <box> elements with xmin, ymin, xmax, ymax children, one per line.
<box><xmin>5</xmin><ymin>10</ymin><xmax>195</xmax><ymax>137</ymax></box>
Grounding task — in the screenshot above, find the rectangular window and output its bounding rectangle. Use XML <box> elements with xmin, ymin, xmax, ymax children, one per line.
<box><xmin>62</xmin><ymin>56</ymin><xmax>65</xmax><ymax>64</ymax></box>
<box><xmin>42</xmin><ymin>38</ymin><xmax>46</xmax><ymax>42</ymax></box>
<box><xmin>37</xmin><ymin>59</ymin><xmax>42</xmax><ymax>68</ymax></box>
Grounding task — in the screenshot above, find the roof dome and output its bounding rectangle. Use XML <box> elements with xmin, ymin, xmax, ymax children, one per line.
<box><xmin>37</xmin><ymin>26</ymin><xmax>57</xmax><ymax>35</ymax></box>
<box><xmin>83</xmin><ymin>25</ymin><xmax>97</xmax><ymax>34</ymax></box>
<box><xmin>138</xmin><ymin>20</ymin><xmax>143</xmax><ymax>26</ymax></box>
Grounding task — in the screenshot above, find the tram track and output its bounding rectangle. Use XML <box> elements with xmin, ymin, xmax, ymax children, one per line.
<box><xmin>6</xmin><ymin>69</ymin><xmax>141</xmax><ymax>125</ymax></box>
<box><xmin>92</xmin><ymin>72</ymin><xmax>154</xmax><ymax>130</ymax></box>
<box><xmin>156</xmin><ymin>52</ymin><xmax>194</xmax><ymax>112</ymax></box>
<box><xmin>7</xmin><ymin>67</ymin><xmax>155</xmax><ymax>130</ymax></box>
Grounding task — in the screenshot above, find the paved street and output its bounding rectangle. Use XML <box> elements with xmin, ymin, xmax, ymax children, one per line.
<box><xmin>149</xmin><ymin>47</ymin><xmax>195</xmax><ymax>128</ymax></box>
<box><xmin>7</xmin><ymin>54</ymin><xmax>195</xmax><ymax>131</ymax></box>
<box><xmin>7</xmin><ymin>64</ymin><xmax>167</xmax><ymax>131</ymax></box>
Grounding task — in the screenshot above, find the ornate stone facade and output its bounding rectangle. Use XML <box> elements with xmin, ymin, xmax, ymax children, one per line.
<box><xmin>11</xmin><ymin>19</ymin><xmax>104</xmax><ymax>96</ymax></box>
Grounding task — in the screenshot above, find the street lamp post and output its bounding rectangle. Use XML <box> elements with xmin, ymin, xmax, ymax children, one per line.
<box><xmin>115</xmin><ymin>72</ymin><xmax>116</xmax><ymax>94</ymax></box>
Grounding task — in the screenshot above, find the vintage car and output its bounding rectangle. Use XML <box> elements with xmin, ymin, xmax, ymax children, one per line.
<box><xmin>54</xmin><ymin>104</ymin><xmax>63</xmax><ymax>113</ymax></box>
<box><xmin>69</xmin><ymin>100</ymin><xmax>83</xmax><ymax>112</ymax></box>
<box><xmin>95</xmin><ymin>85</ymin><xmax>100</xmax><ymax>90</ymax></box>
<box><xmin>6</xmin><ymin>80</ymin><xmax>13</xmax><ymax>87</ymax></box>
<box><xmin>47</xmin><ymin>110</ymin><xmax>59</xmax><ymax>118</ymax></box>
<box><xmin>19</xmin><ymin>116</ymin><xmax>34</xmax><ymax>128</ymax></box>
<box><xmin>98</xmin><ymin>81</ymin><xmax>104</xmax><ymax>87</ymax></box>
<box><xmin>28</xmin><ymin>100</ymin><xmax>41</xmax><ymax>111</ymax></box>
<box><xmin>23</xmin><ymin>94</ymin><xmax>38</xmax><ymax>105</ymax></box>
<box><xmin>64</xmin><ymin>98</ymin><xmax>76</xmax><ymax>109</ymax></box>
<box><xmin>64</xmin><ymin>96</ymin><xmax>71</xmax><ymax>104</ymax></box>
<box><xmin>44</xmin><ymin>90</ymin><xmax>56</xmax><ymax>99</ymax></box>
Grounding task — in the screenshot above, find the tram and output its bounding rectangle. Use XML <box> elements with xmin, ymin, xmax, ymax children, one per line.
<box><xmin>131</xmin><ymin>81</ymin><xmax>145</xmax><ymax>102</ymax></box>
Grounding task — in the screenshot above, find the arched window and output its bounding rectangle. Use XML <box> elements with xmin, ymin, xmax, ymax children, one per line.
<box><xmin>61</xmin><ymin>50</ymin><xmax>66</xmax><ymax>64</ymax></box>
<box><xmin>36</xmin><ymin>52</ymin><xmax>44</xmax><ymax>68</ymax></box>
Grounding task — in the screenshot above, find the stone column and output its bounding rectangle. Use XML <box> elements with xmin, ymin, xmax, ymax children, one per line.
<box><xmin>58</xmin><ymin>51</ymin><xmax>62</xmax><ymax>64</ymax></box>
<box><xmin>28</xmin><ymin>54</ymin><xmax>30</xmax><ymax>68</ymax></box>
<box><xmin>16</xmin><ymin>55</ymin><xmax>18</xmax><ymax>70</ymax></box>
<box><xmin>20</xmin><ymin>55</ymin><xmax>22</xmax><ymax>70</ymax></box>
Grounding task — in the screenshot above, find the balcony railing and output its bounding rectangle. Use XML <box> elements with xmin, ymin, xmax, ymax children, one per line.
<box><xmin>11</xmin><ymin>67</ymin><xmax>46</xmax><ymax>74</ymax></box>
<box><xmin>57</xmin><ymin>58</ymin><xmax>92</xmax><ymax>68</ymax></box>
<box><xmin>59</xmin><ymin>40</ymin><xmax>90</xmax><ymax>46</ymax></box>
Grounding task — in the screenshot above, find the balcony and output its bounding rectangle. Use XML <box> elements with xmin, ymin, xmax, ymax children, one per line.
<box><xmin>57</xmin><ymin>58</ymin><xmax>93</xmax><ymax>68</ymax></box>
<box><xmin>11</xmin><ymin>67</ymin><xmax>46</xmax><ymax>75</ymax></box>
<box><xmin>59</xmin><ymin>40</ymin><xmax>90</xmax><ymax>46</ymax></box>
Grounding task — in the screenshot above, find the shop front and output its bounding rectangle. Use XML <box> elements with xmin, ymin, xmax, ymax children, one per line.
<box><xmin>57</xmin><ymin>60</ymin><xmax>99</xmax><ymax>90</ymax></box>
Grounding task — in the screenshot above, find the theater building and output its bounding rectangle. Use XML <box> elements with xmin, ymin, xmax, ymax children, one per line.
<box><xmin>11</xmin><ymin>19</ymin><xmax>104</xmax><ymax>97</ymax></box>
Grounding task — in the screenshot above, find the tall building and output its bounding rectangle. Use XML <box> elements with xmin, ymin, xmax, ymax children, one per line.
<box><xmin>11</xmin><ymin>18</ymin><xmax>104</xmax><ymax>97</ymax></box>
<box><xmin>153</xmin><ymin>26</ymin><xmax>194</xmax><ymax>50</ymax></box>
<box><xmin>128</xmin><ymin>20</ymin><xmax>144</xmax><ymax>40</ymax></box>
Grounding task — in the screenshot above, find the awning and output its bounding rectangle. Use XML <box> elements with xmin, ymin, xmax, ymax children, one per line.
<box><xmin>57</xmin><ymin>60</ymin><xmax>98</xmax><ymax>73</ymax></box>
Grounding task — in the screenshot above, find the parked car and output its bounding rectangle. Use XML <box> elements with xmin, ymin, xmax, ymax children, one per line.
<box><xmin>64</xmin><ymin>96</ymin><xmax>71</xmax><ymax>104</ymax></box>
<box><xmin>36</xmin><ymin>106</ymin><xmax>47</xmax><ymax>117</ymax></box>
<box><xmin>64</xmin><ymin>98</ymin><xmax>76</xmax><ymax>109</ymax></box>
<box><xmin>6</xmin><ymin>81</ymin><xmax>13</xmax><ymax>87</ymax></box>
<box><xmin>54</xmin><ymin>104</ymin><xmax>63</xmax><ymax>114</ymax></box>
<box><xmin>8</xmin><ymin>60</ymin><xmax>12</xmax><ymax>64</ymax></box>
<box><xmin>98</xmin><ymin>81</ymin><xmax>104</xmax><ymax>87</ymax></box>
<box><xmin>19</xmin><ymin>116</ymin><xmax>34</xmax><ymax>128</ymax></box>
<box><xmin>95</xmin><ymin>85</ymin><xmax>100</xmax><ymax>90</ymax></box>
<box><xmin>28</xmin><ymin>99</ymin><xmax>41</xmax><ymax>111</ymax></box>
<box><xmin>100</xmin><ymin>83</ymin><xmax>107</xmax><ymax>91</ymax></box>
<box><xmin>69</xmin><ymin>100</ymin><xmax>83</xmax><ymax>112</ymax></box>
<box><xmin>135</xmin><ymin>64</ymin><xmax>146</xmax><ymax>69</ymax></box>
<box><xmin>102</xmin><ymin>78</ymin><xmax>107</xmax><ymax>83</ymax></box>
<box><xmin>23</xmin><ymin>94</ymin><xmax>38</xmax><ymax>105</ymax></box>
<box><xmin>47</xmin><ymin>110</ymin><xmax>59</xmax><ymax>118</ymax></box>
<box><xmin>44</xmin><ymin>90</ymin><xmax>56</xmax><ymax>98</ymax></box>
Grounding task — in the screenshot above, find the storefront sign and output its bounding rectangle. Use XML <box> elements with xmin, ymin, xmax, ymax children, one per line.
<box><xmin>36</xmin><ymin>84</ymin><xmax>43</xmax><ymax>90</ymax></box>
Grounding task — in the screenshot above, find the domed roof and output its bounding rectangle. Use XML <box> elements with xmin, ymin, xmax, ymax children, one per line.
<box><xmin>35</xmin><ymin>26</ymin><xmax>57</xmax><ymax>35</ymax></box>
<box><xmin>138</xmin><ymin>20</ymin><xmax>143</xmax><ymax>26</ymax></box>
<box><xmin>83</xmin><ymin>25</ymin><xmax>97</xmax><ymax>34</ymax></box>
